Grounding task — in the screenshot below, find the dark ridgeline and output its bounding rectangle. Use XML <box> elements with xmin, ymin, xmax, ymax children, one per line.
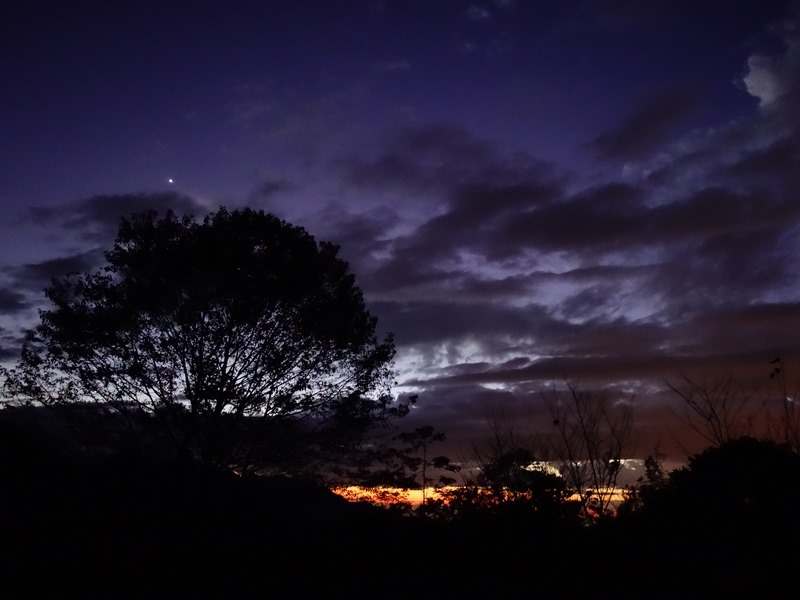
<box><xmin>1</xmin><ymin>208</ymin><xmax>798</xmax><ymax>597</ymax></box>
<box><xmin>2</xmin><ymin>414</ymin><xmax>798</xmax><ymax>598</ymax></box>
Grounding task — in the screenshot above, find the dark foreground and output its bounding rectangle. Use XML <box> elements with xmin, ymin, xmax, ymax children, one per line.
<box><xmin>2</xmin><ymin>430</ymin><xmax>798</xmax><ymax>598</ymax></box>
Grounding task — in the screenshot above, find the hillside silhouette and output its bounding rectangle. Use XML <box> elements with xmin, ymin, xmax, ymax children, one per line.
<box><xmin>2</xmin><ymin>408</ymin><xmax>798</xmax><ymax>598</ymax></box>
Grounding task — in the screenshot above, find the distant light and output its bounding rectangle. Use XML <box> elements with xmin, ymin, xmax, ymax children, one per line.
<box><xmin>168</xmin><ymin>178</ymin><xmax>174</xmax><ymax>184</ymax></box>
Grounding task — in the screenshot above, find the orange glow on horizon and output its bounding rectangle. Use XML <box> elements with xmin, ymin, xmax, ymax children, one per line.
<box><xmin>332</xmin><ymin>485</ymin><xmax>628</xmax><ymax>507</ymax></box>
<box><xmin>333</xmin><ymin>486</ymin><xmax>454</xmax><ymax>506</ymax></box>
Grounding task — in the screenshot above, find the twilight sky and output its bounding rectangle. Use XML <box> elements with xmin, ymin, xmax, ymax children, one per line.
<box><xmin>3</xmin><ymin>0</ymin><xmax>800</xmax><ymax>466</ymax></box>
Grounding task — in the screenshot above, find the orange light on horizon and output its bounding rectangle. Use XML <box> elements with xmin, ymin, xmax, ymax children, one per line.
<box><xmin>333</xmin><ymin>486</ymin><xmax>454</xmax><ymax>506</ymax></box>
<box><xmin>333</xmin><ymin>485</ymin><xmax>629</xmax><ymax>508</ymax></box>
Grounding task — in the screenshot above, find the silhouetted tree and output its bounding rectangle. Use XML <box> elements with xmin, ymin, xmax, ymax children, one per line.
<box><xmin>543</xmin><ymin>382</ymin><xmax>635</xmax><ymax>523</ymax></box>
<box><xmin>435</xmin><ymin>408</ymin><xmax>572</xmax><ymax>523</ymax></box>
<box><xmin>667</xmin><ymin>372</ymin><xmax>760</xmax><ymax>448</ymax></box>
<box><xmin>627</xmin><ymin>436</ymin><xmax>800</xmax><ymax>536</ymax></box>
<box><xmin>479</xmin><ymin>448</ymin><xmax>566</xmax><ymax>503</ymax></box>
<box><xmin>3</xmin><ymin>208</ymin><xmax>398</xmax><ymax>474</ymax></box>
<box><xmin>396</xmin><ymin>425</ymin><xmax>460</xmax><ymax>504</ymax></box>
<box><xmin>765</xmin><ymin>357</ymin><xmax>800</xmax><ymax>452</ymax></box>
<box><xmin>456</xmin><ymin>448</ymin><xmax>572</xmax><ymax>523</ymax></box>
<box><xmin>617</xmin><ymin>448</ymin><xmax>668</xmax><ymax>517</ymax></box>
<box><xmin>667</xmin><ymin>361</ymin><xmax>800</xmax><ymax>456</ymax></box>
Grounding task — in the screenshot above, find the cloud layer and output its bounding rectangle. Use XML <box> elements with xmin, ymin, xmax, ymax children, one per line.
<box><xmin>3</xmin><ymin>1</ymin><xmax>800</xmax><ymax>464</ymax></box>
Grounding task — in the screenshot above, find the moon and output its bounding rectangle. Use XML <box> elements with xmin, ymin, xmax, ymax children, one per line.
<box><xmin>168</xmin><ymin>178</ymin><xmax>174</xmax><ymax>184</ymax></box>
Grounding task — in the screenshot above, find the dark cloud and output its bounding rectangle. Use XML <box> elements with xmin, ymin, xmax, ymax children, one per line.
<box><xmin>650</xmin><ymin>187</ymin><xmax>793</xmax><ymax>240</ymax></box>
<box><xmin>331</xmin><ymin>124</ymin><xmax>566</xmax><ymax>300</ymax></box>
<box><xmin>395</xmin><ymin>383</ymin><xmax>530</xmax><ymax>458</ymax></box>
<box><xmin>432</xmin><ymin>181</ymin><xmax>796</xmax><ymax>261</ymax></box>
<box><xmin>310</xmin><ymin>208</ymin><xmax>397</xmax><ymax>281</ymax></box>
<box><xmin>556</xmin><ymin>264</ymin><xmax>654</xmax><ymax>282</ymax></box>
<box><xmin>361</xmin><ymin>254</ymin><xmax>456</xmax><ymax>302</ymax></box>
<box><xmin>29</xmin><ymin>192</ymin><xmax>209</xmax><ymax>242</ymax></box>
<box><xmin>6</xmin><ymin>250</ymin><xmax>104</xmax><ymax>292</ymax></box>
<box><xmin>648</xmin><ymin>228</ymin><xmax>793</xmax><ymax>318</ymax></box>
<box><xmin>726</xmin><ymin>134</ymin><xmax>800</xmax><ymax>180</ymax></box>
<box><xmin>670</xmin><ymin>302</ymin><xmax>800</xmax><ymax>364</ymax></box>
<box><xmin>490</xmin><ymin>182</ymin><xmax>643</xmax><ymax>255</ymax></box>
<box><xmin>401</xmin><ymin>180</ymin><xmax>561</xmax><ymax>264</ymax></box>
<box><xmin>247</xmin><ymin>6</ymin><xmax>800</xmax><ymax>467</ymax></box>
<box><xmin>0</xmin><ymin>326</ymin><xmax>26</xmax><ymax>362</ymax></box>
<box><xmin>589</xmin><ymin>88</ymin><xmax>696</xmax><ymax>160</ymax></box>
<box><xmin>338</xmin><ymin>124</ymin><xmax>553</xmax><ymax>194</ymax></box>
<box><xmin>329</xmin><ymin>69</ymin><xmax>800</xmax><ymax>467</ymax></box>
<box><xmin>372</xmin><ymin>300</ymin><xmax>556</xmax><ymax>346</ymax></box>
<box><xmin>642</xmin><ymin>118</ymin><xmax>759</xmax><ymax>189</ymax></box>
<box><xmin>442</xmin><ymin>274</ymin><xmax>538</xmax><ymax>302</ymax></box>
<box><xmin>0</xmin><ymin>343</ymin><xmax>21</xmax><ymax>362</ymax></box>
<box><xmin>403</xmin><ymin>382</ymin><xmax>544</xmax><ymax>430</ymax></box>
<box><xmin>342</xmin><ymin>154</ymin><xmax>432</xmax><ymax>190</ymax></box>
<box><xmin>0</xmin><ymin>288</ymin><xmax>31</xmax><ymax>313</ymax></box>
<box><xmin>405</xmin><ymin>348</ymin><xmax>786</xmax><ymax>390</ymax></box>
<box><xmin>254</xmin><ymin>179</ymin><xmax>294</xmax><ymax>199</ymax></box>
<box><xmin>557</xmin><ymin>284</ymin><xmax>624</xmax><ymax>321</ymax></box>
<box><xmin>642</xmin><ymin>18</ymin><xmax>800</xmax><ymax>190</ymax></box>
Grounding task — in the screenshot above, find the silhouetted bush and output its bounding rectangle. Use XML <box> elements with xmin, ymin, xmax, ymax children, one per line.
<box><xmin>628</xmin><ymin>436</ymin><xmax>800</xmax><ymax>531</ymax></box>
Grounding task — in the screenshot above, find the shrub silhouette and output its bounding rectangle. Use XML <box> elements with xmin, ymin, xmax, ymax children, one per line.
<box><xmin>635</xmin><ymin>436</ymin><xmax>800</xmax><ymax>530</ymax></box>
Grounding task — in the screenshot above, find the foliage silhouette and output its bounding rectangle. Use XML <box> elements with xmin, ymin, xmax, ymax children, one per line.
<box><xmin>0</xmin><ymin>418</ymin><xmax>402</xmax><ymax>597</ymax></box>
<box><xmin>610</xmin><ymin>436</ymin><xmax>800</xmax><ymax>596</ymax></box>
<box><xmin>435</xmin><ymin>461</ymin><xmax>575</xmax><ymax>525</ymax></box>
<box><xmin>543</xmin><ymin>382</ymin><xmax>635</xmax><ymax>523</ymax></box>
<box><xmin>617</xmin><ymin>448</ymin><xmax>668</xmax><ymax>517</ymax></box>
<box><xmin>434</xmin><ymin>410</ymin><xmax>575</xmax><ymax>524</ymax></box>
<box><xmin>395</xmin><ymin>425</ymin><xmax>460</xmax><ymax>504</ymax></box>
<box><xmin>629</xmin><ymin>436</ymin><xmax>800</xmax><ymax>531</ymax></box>
<box><xmin>3</xmin><ymin>207</ymin><xmax>399</xmax><ymax>474</ymax></box>
<box><xmin>2</xmin><ymin>406</ymin><xmax>798</xmax><ymax>597</ymax></box>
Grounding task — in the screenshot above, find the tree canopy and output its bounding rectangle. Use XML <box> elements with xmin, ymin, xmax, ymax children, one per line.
<box><xmin>4</xmin><ymin>207</ymin><xmax>398</xmax><ymax>473</ymax></box>
<box><xmin>630</xmin><ymin>436</ymin><xmax>800</xmax><ymax>529</ymax></box>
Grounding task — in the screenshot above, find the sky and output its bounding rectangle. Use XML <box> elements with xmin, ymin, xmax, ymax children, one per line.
<box><xmin>2</xmin><ymin>0</ymin><xmax>800</xmax><ymax>469</ymax></box>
